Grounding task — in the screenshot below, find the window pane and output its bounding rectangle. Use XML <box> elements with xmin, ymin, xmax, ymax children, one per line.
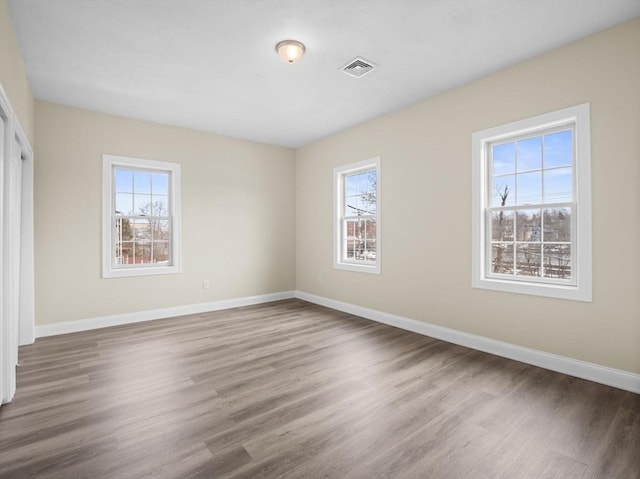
<box><xmin>345</xmin><ymin>241</ymin><xmax>356</xmax><ymax>260</ymax></box>
<box><xmin>344</xmin><ymin>220</ymin><xmax>358</xmax><ymax>260</ymax></box>
<box><xmin>543</xmin><ymin>208</ymin><xmax>571</xmax><ymax>242</ymax></box>
<box><xmin>516</xmin><ymin>244</ymin><xmax>541</xmax><ymax>277</ymax></box>
<box><xmin>115</xmin><ymin>241</ymin><xmax>134</xmax><ymax>265</ymax></box>
<box><xmin>352</xmin><ymin>219</ymin><xmax>366</xmax><ymax>261</ymax></box>
<box><xmin>544</xmin><ymin>130</ymin><xmax>572</xmax><ymax>168</ymax></box>
<box><xmin>152</xmin><ymin>172</ymin><xmax>169</xmax><ymax>195</ymax></box>
<box><xmin>516</xmin><ymin>209</ymin><xmax>541</xmax><ymax>242</ymax></box>
<box><xmin>361</xmin><ymin>220</ymin><xmax>376</xmax><ymax>262</ymax></box>
<box><xmin>544</xmin><ymin>244</ymin><xmax>571</xmax><ymax>279</ymax></box>
<box><xmin>367</xmin><ymin>171</ymin><xmax>377</xmax><ymax>194</ymax></box>
<box><xmin>491</xmin><ymin>243</ymin><xmax>513</xmax><ymax>274</ymax></box>
<box><xmin>135</xmin><ymin>242</ymin><xmax>151</xmax><ymax>264</ymax></box>
<box><xmin>357</xmin><ymin>172</ymin><xmax>369</xmax><ymax>195</ymax></box>
<box><xmin>355</xmin><ymin>194</ymin><xmax>367</xmax><ymax>215</ymax></box>
<box><xmin>517</xmin><ymin>171</ymin><xmax>542</xmax><ymax>205</ymax></box>
<box><xmin>133</xmin><ymin>171</ymin><xmax>152</xmax><ymax>194</ymax></box>
<box><xmin>152</xmin><ymin>241</ymin><xmax>170</xmax><ymax>264</ymax></box>
<box><xmin>134</xmin><ymin>194</ymin><xmax>152</xmax><ymax>215</ymax></box>
<box><xmin>492</xmin><ymin>142</ymin><xmax>515</xmax><ymax>176</ymax></box>
<box><xmin>114</xmin><ymin>214</ymin><xmax>134</xmax><ymax>265</ymax></box>
<box><xmin>151</xmin><ymin>219</ymin><xmax>170</xmax><ymax>241</ymax></box>
<box><xmin>517</xmin><ymin>137</ymin><xmax>542</xmax><ymax>172</ymax></box>
<box><xmin>114</xmin><ymin>217</ymin><xmax>133</xmax><ymax>243</ymax></box>
<box><xmin>345</xmin><ymin>220</ymin><xmax>357</xmax><ymax>237</ymax></box>
<box><xmin>491</xmin><ymin>210</ymin><xmax>514</xmax><ymax>241</ymax></box>
<box><xmin>152</xmin><ymin>195</ymin><xmax>168</xmax><ymax>216</ymax></box>
<box><xmin>345</xmin><ymin>196</ymin><xmax>358</xmax><ymax>216</ymax></box>
<box><xmin>544</xmin><ymin>167</ymin><xmax>572</xmax><ymax>203</ymax></box>
<box><xmin>346</xmin><ymin>175</ymin><xmax>357</xmax><ymax>196</ymax></box>
<box><xmin>363</xmin><ymin>219</ymin><xmax>377</xmax><ymax>262</ymax></box>
<box><xmin>115</xmin><ymin>193</ymin><xmax>133</xmax><ymax>216</ymax></box>
<box><xmin>114</xmin><ymin>168</ymin><xmax>132</xmax><ymax>193</ymax></box>
<box><xmin>360</xmin><ymin>172</ymin><xmax>377</xmax><ymax>213</ymax></box>
<box><xmin>492</xmin><ymin>175</ymin><xmax>515</xmax><ymax>207</ymax></box>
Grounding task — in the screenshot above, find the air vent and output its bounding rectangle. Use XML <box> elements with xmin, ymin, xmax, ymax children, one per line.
<box><xmin>341</xmin><ymin>57</ymin><xmax>376</xmax><ymax>78</ymax></box>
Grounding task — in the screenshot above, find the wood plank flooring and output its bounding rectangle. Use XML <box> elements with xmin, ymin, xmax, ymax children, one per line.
<box><xmin>1</xmin><ymin>299</ymin><xmax>638</xmax><ymax>478</ymax></box>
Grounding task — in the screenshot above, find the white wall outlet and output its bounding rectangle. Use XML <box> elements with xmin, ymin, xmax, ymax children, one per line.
<box><xmin>203</xmin><ymin>280</ymin><xmax>210</xmax><ymax>289</ymax></box>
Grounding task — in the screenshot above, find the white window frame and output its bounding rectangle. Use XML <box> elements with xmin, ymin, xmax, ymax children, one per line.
<box><xmin>472</xmin><ymin>103</ymin><xmax>592</xmax><ymax>301</ymax></box>
<box><xmin>102</xmin><ymin>154</ymin><xmax>182</xmax><ymax>278</ymax></box>
<box><xmin>334</xmin><ymin>157</ymin><xmax>381</xmax><ymax>274</ymax></box>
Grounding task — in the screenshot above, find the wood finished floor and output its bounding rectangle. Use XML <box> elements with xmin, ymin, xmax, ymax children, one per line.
<box><xmin>1</xmin><ymin>299</ymin><xmax>638</xmax><ymax>479</ymax></box>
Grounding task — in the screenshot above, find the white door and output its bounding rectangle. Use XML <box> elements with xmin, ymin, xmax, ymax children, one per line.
<box><xmin>1</xmin><ymin>129</ymin><xmax>22</xmax><ymax>404</ymax></box>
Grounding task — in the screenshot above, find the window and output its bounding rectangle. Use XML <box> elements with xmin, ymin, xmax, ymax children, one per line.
<box><xmin>472</xmin><ymin>104</ymin><xmax>591</xmax><ymax>301</ymax></box>
<box><xmin>102</xmin><ymin>154</ymin><xmax>181</xmax><ymax>278</ymax></box>
<box><xmin>334</xmin><ymin>157</ymin><xmax>380</xmax><ymax>274</ymax></box>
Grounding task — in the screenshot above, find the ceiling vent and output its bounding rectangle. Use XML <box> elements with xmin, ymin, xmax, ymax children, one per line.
<box><xmin>341</xmin><ymin>57</ymin><xmax>376</xmax><ymax>78</ymax></box>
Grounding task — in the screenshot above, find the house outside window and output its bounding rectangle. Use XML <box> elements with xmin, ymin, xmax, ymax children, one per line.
<box><xmin>334</xmin><ymin>157</ymin><xmax>380</xmax><ymax>274</ymax></box>
<box><xmin>472</xmin><ymin>104</ymin><xmax>591</xmax><ymax>301</ymax></box>
<box><xmin>102</xmin><ymin>154</ymin><xmax>181</xmax><ymax>278</ymax></box>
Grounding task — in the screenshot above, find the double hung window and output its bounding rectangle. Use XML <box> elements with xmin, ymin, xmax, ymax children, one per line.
<box><xmin>102</xmin><ymin>154</ymin><xmax>181</xmax><ymax>278</ymax></box>
<box><xmin>472</xmin><ymin>104</ymin><xmax>591</xmax><ymax>301</ymax></box>
<box><xmin>334</xmin><ymin>158</ymin><xmax>380</xmax><ymax>274</ymax></box>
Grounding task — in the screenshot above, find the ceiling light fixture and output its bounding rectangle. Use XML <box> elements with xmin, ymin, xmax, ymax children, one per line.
<box><xmin>275</xmin><ymin>40</ymin><xmax>305</xmax><ymax>64</ymax></box>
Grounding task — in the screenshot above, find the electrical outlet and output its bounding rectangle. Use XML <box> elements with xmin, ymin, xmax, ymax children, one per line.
<box><xmin>203</xmin><ymin>280</ymin><xmax>210</xmax><ymax>289</ymax></box>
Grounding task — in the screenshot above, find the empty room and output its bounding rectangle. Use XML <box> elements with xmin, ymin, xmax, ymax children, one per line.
<box><xmin>1</xmin><ymin>1</ymin><xmax>639</xmax><ymax>478</ymax></box>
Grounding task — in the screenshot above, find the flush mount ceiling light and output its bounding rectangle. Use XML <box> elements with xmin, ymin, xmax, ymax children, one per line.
<box><xmin>275</xmin><ymin>40</ymin><xmax>305</xmax><ymax>64</ymax></box>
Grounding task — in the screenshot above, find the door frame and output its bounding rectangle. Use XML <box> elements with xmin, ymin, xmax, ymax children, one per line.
<box><xmin>16</xmin><ymin>117</ymin><xmax>34</xmax><ymax>346</ymax></box>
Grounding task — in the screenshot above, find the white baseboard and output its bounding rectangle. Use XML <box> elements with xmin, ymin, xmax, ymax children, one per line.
<box><xmin>295</xmin><ymin>290</ymin><xmax>640</xmax><ymax>394</ymax></box>
<box><xmin>33</xmin><ymin>289</ymin><xmax>639</xmax><ymax>394</ymax></box>
<box><xmin>35</xmin><ymin>291</ymin><xmax>295</xmax><ymax>338</ymax></box>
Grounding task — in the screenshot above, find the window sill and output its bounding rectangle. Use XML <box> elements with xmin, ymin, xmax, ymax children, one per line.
<box><xmin>472</xmin><ymin>276</ymin><xmax>591</xmax><ymax>302</ymax></box>
<box><xmin>102</xmin><ymin>265</ymin><xmax>181</xmax><ymax>279</ymax></box>
<box><xmin>334</xmin><ymin>262</ymin><xmax>381</xmax><ymax>275</ymax></box>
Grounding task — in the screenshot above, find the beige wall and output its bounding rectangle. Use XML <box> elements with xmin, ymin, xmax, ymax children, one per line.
<box><xmin>296</xmin><ymin>18</ymin><xmax>640</xmax><ymax>374</ymax></box>
<box><xmin>35</xmin><ymin>101</ymin><xmax>296</xmax><ymax>325</ymax></box>
<box><xmin>0</xmin><ymin>0</ymin><xmax>33</xmax><ymax>143</ymax></box>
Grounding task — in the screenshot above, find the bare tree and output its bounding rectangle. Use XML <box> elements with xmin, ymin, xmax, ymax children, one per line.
<box><xmin>493</xmin><ymin>184</ymin><xmax>510</xmax><ymax>272</ymax></box>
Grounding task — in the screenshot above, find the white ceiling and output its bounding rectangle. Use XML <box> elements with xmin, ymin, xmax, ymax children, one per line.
<box><xmin>7</xmin><ymin>0</ymin><xmax>640</xmax><ymax>148</ymax></box>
